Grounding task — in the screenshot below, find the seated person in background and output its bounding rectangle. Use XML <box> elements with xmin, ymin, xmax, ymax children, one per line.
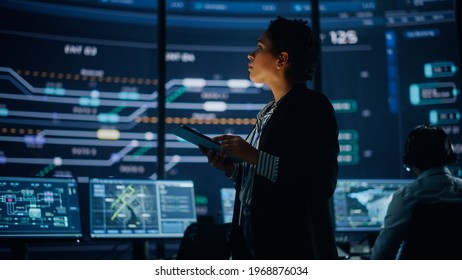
<box><xmin>371</xmin><ymin>124</ymin><xmax>462</xmax><ymax>259</ymax></box>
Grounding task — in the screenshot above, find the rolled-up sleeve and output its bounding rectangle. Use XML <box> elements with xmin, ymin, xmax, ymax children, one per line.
<box><xmin>256</xmin><ymin>151</ymin><xmax>279</xmax><ymax>183</ymax></box>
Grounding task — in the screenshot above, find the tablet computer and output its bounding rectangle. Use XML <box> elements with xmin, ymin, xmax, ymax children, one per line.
<box><xmin>172</xmin><ymin>125</ymin><xmax>242</xmax><ymax>163</ymax></box>
<box><xmin>172</xmin><ymin>125</ymin><xmax>221</xmax><ymax>152</ymax></box>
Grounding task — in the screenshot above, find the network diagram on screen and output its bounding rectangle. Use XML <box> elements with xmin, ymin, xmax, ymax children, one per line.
<box><xmin>0</xmin><ymin>177</ymin><xmax>82</xmax><ymax>238</ymax></box>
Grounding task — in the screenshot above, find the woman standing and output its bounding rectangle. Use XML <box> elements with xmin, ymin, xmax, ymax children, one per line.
<box><xmin>201</xmin><ymin>17</ymin><xmax>339</xmax><ymax>259</ymax></box>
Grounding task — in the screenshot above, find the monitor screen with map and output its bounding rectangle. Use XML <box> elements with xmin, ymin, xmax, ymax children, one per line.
<box><xmin>333</xmin><ymin>179</ymin><xmax>413</xmax><ymax>232</ymax></box>
<box><xmin>89</xmin><ymin>178</ymin><xmax>196</xmax><ymax>238</ymax></box>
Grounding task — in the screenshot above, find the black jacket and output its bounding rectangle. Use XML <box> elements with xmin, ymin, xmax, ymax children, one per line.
<box><xmin>231</xmin><ymin>84</ymin><xmax>339</xmax><ymax>259</ymax></box>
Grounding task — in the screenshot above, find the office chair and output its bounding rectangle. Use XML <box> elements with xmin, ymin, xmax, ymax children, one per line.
<box><xmin>176</xmin><ymin>222</ymin><xmax>232</xmax><ymax>259</ymax></box>
<box><xmin>402</xmin><ymin>202</ymin><xmax>462</xmax><ymax>260</ymax></box>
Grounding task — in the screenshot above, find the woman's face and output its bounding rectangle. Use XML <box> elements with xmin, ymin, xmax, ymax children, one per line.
<box><xmin>247</xmin><ymin>31</ymin><xmax>279</xmax><ymax>85</ymax></box>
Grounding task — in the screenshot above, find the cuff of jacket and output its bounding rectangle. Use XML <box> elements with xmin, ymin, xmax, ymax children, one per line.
<box><xmin>256</xmin><ymin>151</ymin><xmax>279</xmax><ymax>183</ymax></box>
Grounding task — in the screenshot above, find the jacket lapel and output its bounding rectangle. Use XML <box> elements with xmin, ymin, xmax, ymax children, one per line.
<box><xmin>258</xmin><ymin>87</ymin><xmax>296</xmax><ymax>149</ymax></box>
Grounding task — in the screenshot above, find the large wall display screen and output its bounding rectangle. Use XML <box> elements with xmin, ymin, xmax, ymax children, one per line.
<box><xmin>0</xmin><ymin>0</ymin><xmax>460</xmax><ymax>219</ymax></box>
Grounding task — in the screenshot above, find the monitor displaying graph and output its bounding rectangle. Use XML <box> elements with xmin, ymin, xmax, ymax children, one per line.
<box><xmin>89</xmin><ymin>178</ymin><xmax>196</xmax><ymax>238</ymax></box>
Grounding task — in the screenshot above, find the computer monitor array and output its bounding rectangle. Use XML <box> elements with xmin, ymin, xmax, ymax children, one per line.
<box><xmin>90</xmin><ymin>178</ymin><xmax>197</xmax><ymax>238</ymax></box>
<box><xmin>0</xmin><ymin>176</ymin><xmax>197</xmax><ymax>239</ymax></box>
<box><xmin>0</xmin><ymin>177</ymin><xmax>82</xmax><ymax>238</ymax></box>
<box><xmin>333</xmin><ymin>179</ymin><xmax>413</xmax><ymax>232</ymax></box>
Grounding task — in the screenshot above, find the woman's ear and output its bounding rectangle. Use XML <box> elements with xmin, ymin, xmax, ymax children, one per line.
<box><xmin>276</xmin><ymin>52</ymin><xmax>289</xmax><ymax>69</ymax></box>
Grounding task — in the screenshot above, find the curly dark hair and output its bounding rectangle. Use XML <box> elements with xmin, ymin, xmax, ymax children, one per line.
<box><xmin>265</xmin><ymin>16</ymin><xmax>320</xmax><ymax>83</ymax></box>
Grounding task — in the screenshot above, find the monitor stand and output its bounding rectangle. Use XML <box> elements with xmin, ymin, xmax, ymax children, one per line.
<box><xmin>132</xmin><ymin>240</ymin><xmax>166</xmax><ymax>259</ymax></box>
<box><xmin>132</xmin><ymin>241</ymin><xmax>149</xmax><ymax>260</ymax></box>
<box><xmin>367</xmin><ymin>232</ymin><xmax>379</xmax><ymax>248</ymax></box>
<box><xmin>11</xmin><ymin>241</ymin><xmax>28</xmax><ymax>260</ymax></box>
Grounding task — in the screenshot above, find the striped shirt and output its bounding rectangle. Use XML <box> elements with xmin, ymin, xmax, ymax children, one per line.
<box><xmin>229</xmin><ymin>98</ymin><xmax>281</xmax><ymax>206</ymax></box>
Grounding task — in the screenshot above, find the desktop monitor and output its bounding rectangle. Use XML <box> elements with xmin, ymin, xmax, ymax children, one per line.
<box><xmin>89</xmin><ymin>178</ymin><xmax>196</xmax><ymax>238</ymax></box>
<box><xmin>0</xmin><ymin>177</ymin><xmax>82</xmax><ymax>238</ymax></box>
<box><xmin>220</xmin><ymin>188</ymin><xmax>235</xmax><ymax>223</ymax></box>
<box><xmin>333</xmin><ymin>179</ymin><xmax>413</xmax><ymax>232</ymax></box>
